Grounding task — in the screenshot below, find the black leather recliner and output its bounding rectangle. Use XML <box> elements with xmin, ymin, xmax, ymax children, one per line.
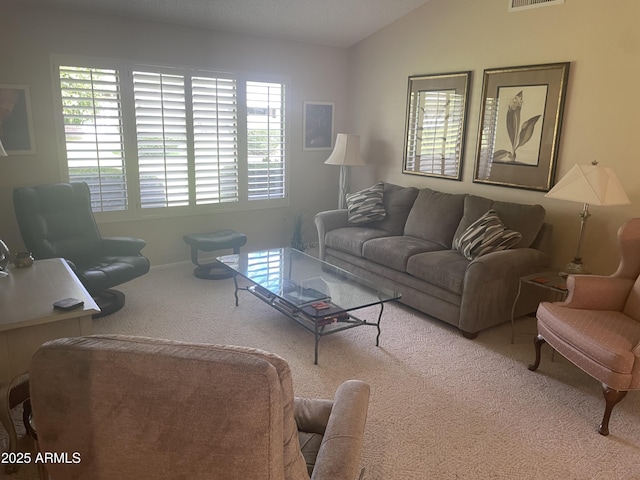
<box><xmin>13</xmin><ymin>182</ymin><xmax>150</xmax><ymax>317</ymax></box>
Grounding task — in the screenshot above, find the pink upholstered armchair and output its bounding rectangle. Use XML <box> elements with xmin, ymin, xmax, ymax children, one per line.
<box><xmin>28</xmin><ymin>335</ymin><xmax>370</xmax><ymax>479</ymax></box>
<box><xmin>530</xmin><ymin>217</ymin><xmax>640</xmax><ymax>435</ymax></box>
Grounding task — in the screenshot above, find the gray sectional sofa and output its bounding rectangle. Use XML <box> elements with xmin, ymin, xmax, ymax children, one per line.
<box><xmin>315</xmin><ymin>182</ymin><xmax>553</xmax><ymax>338</ymax></box>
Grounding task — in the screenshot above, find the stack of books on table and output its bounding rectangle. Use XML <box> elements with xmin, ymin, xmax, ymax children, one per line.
<box><xmin>301</xmin><ymin>301</ymin><xmax>350</xmax><ymax>326</ymax></box>
<box><xmin>250</xmin><ymin>284</ymin><xmax>275</xmax><ymax>299</ymax></box>
<box><xmin>282</xmin><ymin>286</ymin><xmax>331</xmax><ymax>308</ymax></box>
<box><xmin>529</xmin><ymin>277</ymin><xmax>568</xmax><ymax>291</ymax></box>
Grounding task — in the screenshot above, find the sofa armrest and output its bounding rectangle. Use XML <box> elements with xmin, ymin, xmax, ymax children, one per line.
<box><xmin>560</xmin><ymin>275</ymin><xmax>634</xmax><ymax>311</ymax></box>
<box><xmin>459</xmin><ymin>248</ymin><xmax>551</xmax><ymax>334</ymax></box>
<box><xmin>303</xmin><ymin>380</ymin><xmax>370</xmax><ymax>480</ymax></box>
<box><xmin>466</xmin><ymin>247</ymin><xmax>551</xmax><ymax>281</ymax></box>
<box><xmin>99</xmin><ymin>237</ymin><xmax>147</xmax><ymax>256</ymax></box>
<box><xmin>315</xmin><ymin>210</ymin><xmax>349</xmax><ymax>260</ymax></box>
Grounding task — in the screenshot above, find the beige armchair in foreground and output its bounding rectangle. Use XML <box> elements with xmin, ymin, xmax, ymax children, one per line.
<box><xmin>530</xmin><ymin>217</ymin><xmax>640</xmax><ymax>436</ymax></box>
<box><xmin>28</xmin><ymin>335</ymin><xmax>370</xmax><ymax>479</ymax></box>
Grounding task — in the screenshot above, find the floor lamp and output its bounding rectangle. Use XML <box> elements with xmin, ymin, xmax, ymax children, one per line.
<box><xmin>545</xmin><ymin>161</ymin><xmax>630</xmax><ymax>275</ymax></box>
<box><xmin>324</xmin><ymin>134</ymin><xmax>366</xmax><ymax>209</ymax></box>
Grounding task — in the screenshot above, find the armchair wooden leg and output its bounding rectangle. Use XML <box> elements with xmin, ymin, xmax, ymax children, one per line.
<box><xmin>528</xmin><ymin>334</ymin><xmax>546</xmax><ymax>371</ymax></box>
<box><xmin>599</xmin><ymin>385</ymin><xmax>628</xmax><ymax>436</ymax></box>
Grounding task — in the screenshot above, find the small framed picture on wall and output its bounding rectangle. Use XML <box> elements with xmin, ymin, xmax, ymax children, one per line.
<box><xmin>303</xmin><ymin>101</ymin><xmax>334</xmax><ymax>151</ymax></box>
<box><xmin>0</xmin><ymin>84</ymin><xmax>36</xmax><ymax>155</ymax></box>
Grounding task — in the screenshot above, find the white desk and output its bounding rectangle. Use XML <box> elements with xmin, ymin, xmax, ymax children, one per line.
<box><xmin>0</xmin><ymin>258</ymin><xmax>99</xmax><ymax>463</ymax></box>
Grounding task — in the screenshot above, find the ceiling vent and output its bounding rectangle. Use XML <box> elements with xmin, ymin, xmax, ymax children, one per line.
<box><xmin>508</xmin><ymin>0</ymin><xmax>565</xmax><ymax>12</ymax></box>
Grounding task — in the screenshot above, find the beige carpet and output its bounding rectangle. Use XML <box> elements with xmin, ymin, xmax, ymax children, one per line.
<box><xmin>3</xmin><ymin>261</ymin><xmax>640</xmax><ymax>479</ymax></box>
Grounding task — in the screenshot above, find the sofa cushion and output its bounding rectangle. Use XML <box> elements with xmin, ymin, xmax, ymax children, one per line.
<box><xmin>346</xmin><ymin>183</ymin><xmax>386</xmax><ymax>224</ymax></box>
<box><xmin>453</xmin><ymin>210</ymin><xmax>523</xmax><ymax>260</ymax></box>
<box><xmin>453</xmin><ymin>195</ymin><xmax>545</xmax><ymax>248</ymax></box>
<box><xmin>325</xmin><ymin>227</ymin><xmax>389</xmax><ymax>257</ymax></box>
<box><xmin>369</xmin><ymin>183</ymin><xmax>419</xmax><ymax>235</ymax></box>
<box><xmin>406</xmin><ymin>250</ymin><xmax>470</xmax><ymax>294</ymax></box>
<box><xmin>403</xmin><ymin>188</ymin><xmax>466</xmax><ymax>248</ymax></box>
<box><xmin>362</xmin><ymin>236</ymin><xmax>443</xmax><ymax>272</ymax></box>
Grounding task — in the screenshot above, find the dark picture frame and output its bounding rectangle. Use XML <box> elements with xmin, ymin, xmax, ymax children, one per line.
<box><xmin>303</xmin><ymin>101</ymin><xmax>334</xmax><ymax>151</ymax></box>
<box><xmin>473</xmin><ymin>63</ymin><xmax>570</xmax><ymax>191</ymax></box>
<box><xmin>0</xmin><ymin>84</ymin><xmax>36</xmax><ymax>155</ymax></box>
<box><xmin>402</xmin><ymin>71</ymin><xmax>471</xmax><ymax>181</ymax></box>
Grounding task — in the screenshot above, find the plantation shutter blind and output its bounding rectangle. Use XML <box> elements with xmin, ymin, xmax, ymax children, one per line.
<box><xmin>246</xmin><ymin>81</ymin><xmax>285</xmax><ymax>201</ymax></box>
<box><xmin>56</xmin><ymin>58</ymin><xmax>288</xmax><ymax>215</ymax></box>
<box><xmin>406</xmin><ymin>90</ymin><xmax>463</xmax><ymax>176</ymax></box>
<box><xmin>133</xmin><ymin>71</ymin><xmax>189</xmax><ymax>208</ymax></box>
<box><xmin>58</xmin><ymin>66</ymin><xmax>127</xmax><ymax>212</ymax></box>
<box><xmin>192</xmin><ymin>76</ymin><xmax>239</xmax><ymax>205</ymax></box>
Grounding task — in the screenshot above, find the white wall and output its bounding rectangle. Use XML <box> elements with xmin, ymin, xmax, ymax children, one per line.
<box><xmin>0</xmin><ymin>2</ymin><xmax>348</xmax><ymax>265</ymax></box>
<box><xmin>348</xmin><ymin>0</ymin><xmax>640</xmax><ymax>274</ymax></box>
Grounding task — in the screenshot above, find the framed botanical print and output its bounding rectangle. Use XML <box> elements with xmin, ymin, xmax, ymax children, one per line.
<box><xmin>473</xmin><ymin>62</ymin><xmax>570</xmax><ymax>191</ymax></box>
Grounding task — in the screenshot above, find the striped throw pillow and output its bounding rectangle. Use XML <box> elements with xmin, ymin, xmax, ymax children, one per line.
<box><xmin>453</xmin><ymin>209</ymin><xmax>522</xmax><ymax>260</ymax></box>
<box><xmin>346</xmin><ymin>183</ymin><xmax>386</xmax><ymax>224</ymax></box>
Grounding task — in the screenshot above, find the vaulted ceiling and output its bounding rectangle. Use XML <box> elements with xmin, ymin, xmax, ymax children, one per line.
<box><xmin>19</xmin><ymin>0</ymin><xmax>433</xmax><ymax>48</ymax></box>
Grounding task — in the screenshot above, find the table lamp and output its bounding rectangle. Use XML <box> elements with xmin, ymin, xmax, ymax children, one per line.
<box><xmin>545</xmin><ymin>161</ymin><xmax>630</xmax><ymax>274</ymax></box>
<box><xmin>324</xmin><ymin>134</ymin><xmax>366</xmax><ymax>209</ymax></box>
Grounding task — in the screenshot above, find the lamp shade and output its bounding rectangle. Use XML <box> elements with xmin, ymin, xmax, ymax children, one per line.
<box><xmin>0</xmin><ymin>139</ymin><xmax>7</xmax><ymax>157</ymax></box>
<box><xmin>545</xmin><ymin>163</ymin><xmax>630</xmax><ymax>206</ymax></box>
<box><xmin>324</xmin><ymin>134</ymin><xmax>366</xmax><ymax>167</ymax></box>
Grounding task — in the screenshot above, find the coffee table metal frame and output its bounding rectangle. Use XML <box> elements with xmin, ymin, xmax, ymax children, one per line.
<box><xmin>218</xmin><ymin>247</ymin><xmax>400</xmax><ymax>364</ymax></box>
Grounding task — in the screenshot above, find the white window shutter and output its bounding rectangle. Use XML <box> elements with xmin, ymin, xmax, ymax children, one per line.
<box><xmin>58</xmin><ymin>66</ymin><xmax>127</xmax><ymax>212</ymax></box>
<box><xmin>133</xmin><ymin>71</ymin><xmax>189</xmax><ymax>208</ymax></box>
<box><xmin>246</xmin><ymin>81</ymin><xmax>286</xmax><ymax>201</ymax></box>
<box><xmin>192</xmin><ymin>76</ymin><xmax>239</xmax><ymax>205</ymax></box>
<box><xmin>57</xmin><ymin>58</ymin><xmax>288</xmax><ymax>215</ymax></box>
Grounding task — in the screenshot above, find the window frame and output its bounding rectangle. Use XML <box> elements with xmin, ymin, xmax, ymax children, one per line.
<box><xmin>51</xmin><ymin>55</ymin><xmax>290</xmax><ymax>223</ymax></box>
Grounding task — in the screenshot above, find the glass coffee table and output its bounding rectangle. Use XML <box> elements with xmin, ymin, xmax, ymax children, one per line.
<box><xmin>218</xmin><ymin>247</ymin><xmax>401</xmax><ymax>364</ymax></box>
